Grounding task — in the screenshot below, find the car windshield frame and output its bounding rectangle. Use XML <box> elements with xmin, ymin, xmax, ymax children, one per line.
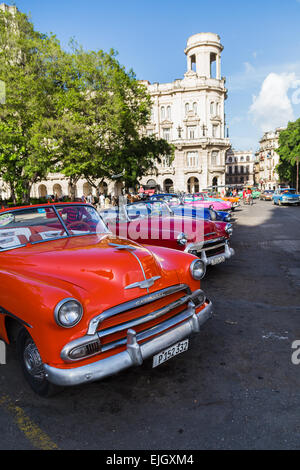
<box><xmin>0</xmin><ymin>203</ymin><xmax>109</xmax><ymax>253</ymax></box>
<box><xmin>126</xmin><ymin>201</ymin><xmax>174</xmax><ymax>220</ymax></box>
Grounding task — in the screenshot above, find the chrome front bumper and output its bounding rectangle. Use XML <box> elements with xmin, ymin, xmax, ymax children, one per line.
<box><xmin>44</xmin><ymin>300</ymin><xmax>213</xmax><ymax>387</ymax></box>
<box><xmin>281</xmin><ymin>199</ymin><xmax>299</xmax><ymax>204</ymax></box>
<box><xmin>185</xmin><ymin>240</ymin><xmax>235</xmax><ymax>266</ymax></box>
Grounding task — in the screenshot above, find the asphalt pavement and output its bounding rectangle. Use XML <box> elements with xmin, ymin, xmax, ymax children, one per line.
<box><xmin>0</xmin><ymin>200</ymin><xmax>300</xmax><ymax>450</ymax></box>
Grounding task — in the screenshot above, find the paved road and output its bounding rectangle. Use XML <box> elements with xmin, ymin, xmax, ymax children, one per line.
<box><xmin>0</xmin><ymin>200</ymin><xmax>300</xmax><ymax>450</ymax></box>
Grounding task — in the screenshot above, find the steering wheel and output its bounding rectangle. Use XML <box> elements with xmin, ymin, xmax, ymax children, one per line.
<box><xmin>61</xmin><ymin>220</ymin><xmax>91</xmax><ymax>235</ymax></box>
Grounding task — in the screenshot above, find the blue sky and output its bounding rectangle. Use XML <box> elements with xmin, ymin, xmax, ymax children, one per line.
<box><xmin>9</xmin><ymin>0</ymin><xmax>300</xmax><ymax>151</ymax></box>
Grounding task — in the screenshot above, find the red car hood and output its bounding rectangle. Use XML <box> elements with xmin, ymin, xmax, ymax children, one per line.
<box><xmin>2</xmin><ymin>234</ymin><xmax>180</xmax><ymax>301</ymax></box>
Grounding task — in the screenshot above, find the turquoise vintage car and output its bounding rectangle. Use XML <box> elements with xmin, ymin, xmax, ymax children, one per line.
<box><xmin>272</xmin><ymin>188</ymin><xmax>300</xmax><ymax>206</ymax></box>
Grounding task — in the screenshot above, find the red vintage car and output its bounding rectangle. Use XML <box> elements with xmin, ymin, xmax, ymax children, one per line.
<box><xmin>102</xmin><ymin>201</ymin><xmax>235</xmax><ymax>268</ymax></box>
<box><xmin>0</xmin><ymin>203</ymin><xmax>212</xmax><ymax>396</ymax></box>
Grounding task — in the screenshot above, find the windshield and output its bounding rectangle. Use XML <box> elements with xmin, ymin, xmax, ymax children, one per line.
<box><xmin>0</xmin><ymin>204</ymin><xmax>107</xmax><ymax>251</ymax></box>
<box><xmin>127</xmin><ymin>202</ymin><xmax>172</xmax><ymax>220</ymax></box>
<box><xmin>150</xmin><ymin>195</ymin><xmax>181</xmax><ymax>205</ymax></box>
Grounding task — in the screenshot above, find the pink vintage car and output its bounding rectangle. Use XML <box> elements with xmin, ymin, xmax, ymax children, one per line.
<box><xmin>183</xmin><ymin>194</ymin><xmax>232</xmax><ymax>212</ymax></box>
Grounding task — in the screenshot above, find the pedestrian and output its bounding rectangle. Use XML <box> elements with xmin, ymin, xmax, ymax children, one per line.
<box><xmin>99</xmin><ymin>193</ymin><xmax>105</xmax><ymax>208</ymax></box>
<box><xmin>87</xmin><ymin>192</ymin><xmax>94</xmax><ymax>205</ymax></box>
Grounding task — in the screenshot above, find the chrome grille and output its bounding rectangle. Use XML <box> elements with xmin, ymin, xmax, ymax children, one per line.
<box><xmin>87</xmin><ymin>284</ymin><xmax>189</xmax><ymax>335</ymax></box>
<box><xmin>88</xmin><ymin>285</ymin><xmax>206</xmax><ymax>355</ymax></box>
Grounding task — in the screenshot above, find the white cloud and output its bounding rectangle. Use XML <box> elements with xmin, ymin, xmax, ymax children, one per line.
<box><xmin>249</xmin><ymin>72</ymin><xmax>299</xmax><ymax>132</ymax></box>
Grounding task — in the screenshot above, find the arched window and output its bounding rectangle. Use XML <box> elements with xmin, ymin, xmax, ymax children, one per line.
<box><xmin>38</xmin><ymin>184</ymin><xmax>47</xmax><ymax>198</ymax></box>
<box><xmin>187</xmin><ymin>177</ymin><xmax>199</xmax><ymax>193</ymax></box>
<box><xmin>53</xmin><ymin>184</ymin><xmax>62</xmax><ymax>198</ymax></box>
<box><xmin>163</xmin><ymin>179</ymin><xmax>174</xmax><ymax>193</ymax></box>
<box><xmin>193</xmin><ymin>102</ymin><xmax>197</xmax><ymax>115</ymax></box>
<box><xmin>167</xmin><ymin>106</ymin><xmax>171</xmax><ymax>120</ymax></box>
<box><xmin>185</xmin><ymin>103</ymin><xmax>189</xmax><ymax>115</ymax></box>
<box><xmin>246</xmin><ymin>155</ymin><xmax>250</xmax><ymax>162</ymax></box>
<box><xmin>210</xmin><ymin>102</ymin><xmax>214</xmax><ymax>115</ymax></box>
<box><xmin>161</xmin><ymin>106</ymin><xmax>165</xmax><ymax>120</ymax></box>
<box><xmin>212</xmin><ymin>177</ymin><xmax>218</xmax><ymax>188</ymax></box>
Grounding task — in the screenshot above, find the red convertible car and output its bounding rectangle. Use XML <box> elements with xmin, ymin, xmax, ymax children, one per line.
<box><xmin>0</xmin><ymin>203</ymin><xmax>212</xmax><ymax>396</ymax></box>
<box><xmin>102</xmin><ymin>201</ymin><xmax>235</xmax><ymax>268</ymax></box>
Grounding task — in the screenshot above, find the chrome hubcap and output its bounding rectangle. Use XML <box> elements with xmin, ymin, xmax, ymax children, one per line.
<box><xmin>23</xmin><ymin>340</ymin><xmax>45</xmax><ymax>381</ymax></box>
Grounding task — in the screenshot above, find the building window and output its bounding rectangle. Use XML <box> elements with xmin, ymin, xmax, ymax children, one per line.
<box><xmin>246</xmin><ymin>155</ymin><xmax>250</xmax><ymax>162</ymax></box>
<box><xmin>166</xmin><ymin>106</ymin><xmax>171</xmax><ymax>120</ymax></box>
<box><xmin>161</xmin><ymin>107</ymin><xmax>165</xmax><ymax>120</ymax></box>
<box><xmin>193</xmin><ymin>102</ymin><xmax>197</xmax><ymax>115</ymax></box>
<box><xmin>228</xmin><ymin>166</ymin><xmax>232</xmax><ymax>175</ymax></box>
<box><xmin>187</xmin><ymin>151</ymin><xmax>199</xmax><ymax>167</ymax></box>
<box><xmin>187</xmin><ymin>126</ymin><xmax>196</xmax><ymax>139</ymax></box>
<box><xmin>210</xmin><ymin>102</ymin><xmax>214</xmax><ymax>115</ymax></box>
<box><xmin>162</xmin><ymin>155</ymin><xmax>171</xmax><ymax>168</ymax></box>
<box><xmin>212</xmin><ymin>125</ymin><xmax>219</xmax><ymax>138</ymax></box>
<box><xmin>211</xmin><ymin>151</ymin><xmax>219</xmax><ymax>166</ymax></box>
<box><xmin>163</xmin><ymin>128</ymin><xmax>171</xmax><ymax>141</ymax></box>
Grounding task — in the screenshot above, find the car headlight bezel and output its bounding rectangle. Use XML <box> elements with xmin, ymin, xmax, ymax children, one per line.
<box><xmin>54</xmin><ymin>298</ymin><xmax>83</xmax><ymax>328</ymax></box>
<box><xmin>225</xmin><ymin>223</ymin><xmax>233</xmax><ymax>236</ymax></box>
<box><xmin>177</xmin><ymin>232</ymin><xmax>188</xmax><ymax>246</ymax></box>
<box><xmin>190</xmin><ymin>259</ymin><xmax>206</xmax><ymax>280</ymax></box>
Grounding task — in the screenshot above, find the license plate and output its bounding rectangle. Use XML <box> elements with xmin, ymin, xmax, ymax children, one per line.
<box><xmin>153</xmin><ymin>339</ymin><xmax>189</xmax><ymax>368</ymax></box>
<box><xmin>210</xmin><ymin>255</ymin><xmax>226</xmax><ymax>265</ymax></box>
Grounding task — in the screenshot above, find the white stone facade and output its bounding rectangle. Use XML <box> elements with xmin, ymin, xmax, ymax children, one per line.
<box><xmin>255</xmin><ymin>128</ymin><xmax>284</xmax><ymax>190</ymax></box>
<box><xmin>225</xmin><ymin>148</ymin><xmax>255</xmax><ymax>187</ymax></box>
<box><xmin>139</xmin><ymin>32</ymin><xmax>231</xmax><ymax>193</ymax></box>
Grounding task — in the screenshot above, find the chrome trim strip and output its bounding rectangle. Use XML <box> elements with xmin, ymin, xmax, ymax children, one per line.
<box><xmin>109</xmin><ymin>242</ymin><xmax>154</xmax><ymax>294</ymax></box>
<box><xmin>124</xmin><ymin>276</ymin><xmax>161</xmax><ymax>291</ymax></box>
<box><xmin>87</xmin><ymin>284</ymin><xmax>189</xmax><ymax>335</ymax></box>
<box><xmin>98</xmin><ymin>289</ymin><xmax>204</xmax><ymax>341</ymax></box>
<box><xmin>44</xmin><ymin>300</ymin><xmax>213</xmax><ymax>387</ymax></box>
<box><xmin>203</xmin><ymin>243</ymin><xmax>226</xmax><ymax>252</ymax></box>
<box><xmin>101</xmin><ymin>302</ymin><xmax>197</xmax><ymax>353</ymax></box>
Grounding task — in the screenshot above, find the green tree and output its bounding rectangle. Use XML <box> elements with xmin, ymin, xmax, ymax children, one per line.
<box><xmin>43</xmin><ymin>44</ymin><xmax>173</xmax><ymax>198</ymax></box>
<box><xmin>0</xmin><ymin>8</ymin><xmax>61</xmax><ymax>203</ymax></box>
<box><xmin>276</xmin><ymin>119</ymin><xmax>300</xmax><ymax>187</ymax></box>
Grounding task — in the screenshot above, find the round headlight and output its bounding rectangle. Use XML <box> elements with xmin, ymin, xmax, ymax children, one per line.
<box><xmin>225</xmin><ymin>223</ymin><xmax>233</xmax><ymax>236</ymax></box>
<box><xmin>177</xmin><ymin>232</ymin><xmax>188</xmax><ymax>246</ymax></box>
<box><xmin>54</xmin><ymin>298</ymin><xmax>83</xmax><ymax>328</ymax></box>
<box><xmin>190</xmin><ymin>259</ymin><xmax>206</xmax><ymax>280</ymax></box>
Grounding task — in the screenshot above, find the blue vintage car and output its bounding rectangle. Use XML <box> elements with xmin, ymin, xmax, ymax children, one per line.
<box><xmin>272</xmin><ymin>188</ymin><xmax>300</xmax><ymax>206</ymax></box>
<box><xmin>149</xmin><ymin>194</ymin><xmax>232</xmax><ymax>222</ymax></box>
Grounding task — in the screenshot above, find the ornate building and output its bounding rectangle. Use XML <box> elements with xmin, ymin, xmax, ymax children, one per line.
<box><xmin>225</xmin><ymin>148</ymin><xmax>255</xmax><ymax>187</ymax></box>
<box><xmin>255</xmin><ymin>128</ymin><xmax>284</xmax><ymax>190</ymax></box>
<box><xmin>139</xmin><ymin>32</ymin><xmax>231</xmax><ymax>193</ymax></box>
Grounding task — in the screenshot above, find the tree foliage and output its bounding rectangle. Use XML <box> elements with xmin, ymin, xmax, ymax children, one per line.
<box><xmin>0</xmin><ymin>9</ymin><xmax>173</xmax><ymax>202</ymax></box>
<box><xmin>0</xmin><ymin>8</ymin><xmax>61</xmax><ymax>203</ymax></box>
<box><xmin>276</xmin><ymin>119</ymin><xmax>300</xmax><ymax>187</ymax></box>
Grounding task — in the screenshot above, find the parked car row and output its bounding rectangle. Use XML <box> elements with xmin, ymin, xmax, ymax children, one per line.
<box><xmin>259</xmin><ymin>188</ymin><xmax>300</xmax><ymax>205</ymax></box>
<box><xmin>0</xmin><ymin>192</ymin><xmax>241</xmax><ymax>396</ymax></box>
